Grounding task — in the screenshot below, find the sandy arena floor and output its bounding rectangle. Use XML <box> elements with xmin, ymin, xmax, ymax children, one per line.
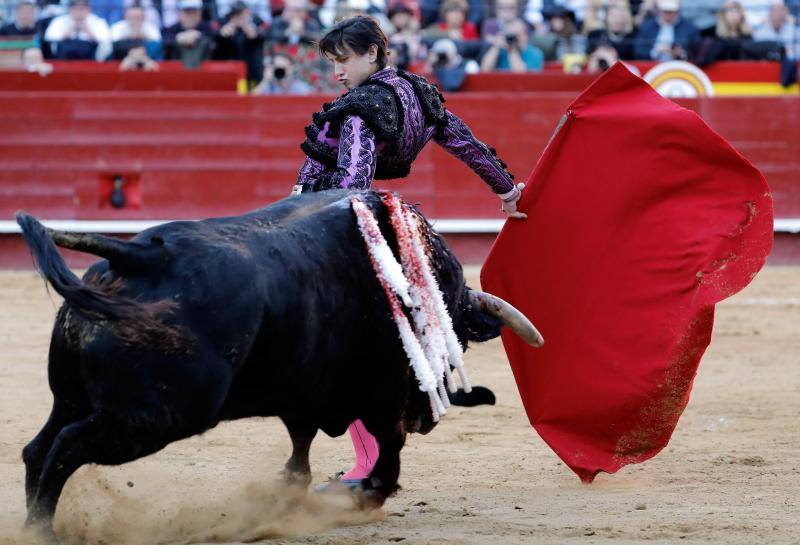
<box><xmin>0</xmin><ymin>267</ymin><xmax>798</xmax><ymax>545</ymax></box>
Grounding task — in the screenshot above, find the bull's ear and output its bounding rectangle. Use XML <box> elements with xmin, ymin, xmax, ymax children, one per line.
<box><xmin>463</xmin><ymin>294</ymin><xmax>503</xmax><ymax>342</ymax></box>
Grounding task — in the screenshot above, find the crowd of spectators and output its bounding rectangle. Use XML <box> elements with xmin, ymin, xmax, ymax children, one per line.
<box><xmin>0</xmin><ymin>0</ymin><xmax>798</xmax><ymax>90</ymax></box>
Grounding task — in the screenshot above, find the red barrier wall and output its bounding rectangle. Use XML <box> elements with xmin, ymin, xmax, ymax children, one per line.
<box><xmin>1</xmin><ymin>91</ymin><xmax>798</xmax><ymax>266</ymax></box>
<box><xmin>0</xmin><ymin>61</ymin><xmax>246</xmax><ymax>92</ymax></box>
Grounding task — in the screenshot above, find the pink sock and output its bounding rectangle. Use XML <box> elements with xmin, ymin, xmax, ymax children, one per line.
<box><xmin>340</xmin><ymin>420</ymin><xmax>380</xmax><ymax>481</ymax></box>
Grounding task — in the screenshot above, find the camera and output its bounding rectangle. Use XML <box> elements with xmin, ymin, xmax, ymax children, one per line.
<box><xmin>435</xmin><ymin>51</ymin><xmax>448</xmax><ymax>67</ymax></box>
<box><xmin>597</xmin><ymin>58</ymin><xmax>609</xmax><ymax>72</ymax></box>
<box><xmin>134</xmin><ymin>60</ymin><xmax>146</xmax><ymax>69</ymax></box>
<box><xmin>505</xmin><ymin>33</ymin><xmax>518</xmax><ymax>48</ymax></box>
<box><xmin>273</xmin><ymin>66</ymin><xmax>286</xmax><ymax>80</ymax></box>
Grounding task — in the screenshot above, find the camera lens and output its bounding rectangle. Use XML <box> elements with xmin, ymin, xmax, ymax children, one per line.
<box><xmin>274</xmin><ymin>66</ymin><xmax>286</xmax><ymax>79</ymax></box>
<box><xmin>597</xmin><ymin>58</ymin><xmax>609</xmax><ymax>71</ymax></box>
<box><xmin>436</xmin><ymin>52</ymin><xmax>448</xmax><ymax>65</ymax></box>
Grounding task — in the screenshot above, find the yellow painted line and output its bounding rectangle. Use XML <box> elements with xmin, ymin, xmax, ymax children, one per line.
<box><xmin>712</xmin><ymin>82</ymin><xmax>799</xmax><ymax>96</ymax></box>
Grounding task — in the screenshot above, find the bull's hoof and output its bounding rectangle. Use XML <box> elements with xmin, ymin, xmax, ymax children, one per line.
<box><xmin>22</xmin><ymin>517</ymin><xmax>58</xmax><ymax>545</ymax></box>
<box><xmin>355</xmin><ymin>477</ymin><xmax>400</xmax><ymax>509</ymax></box>
<box><xmin>280</xmin><ymin>467</ymin><xmax>312</xmax><ymax>488</ymax></box>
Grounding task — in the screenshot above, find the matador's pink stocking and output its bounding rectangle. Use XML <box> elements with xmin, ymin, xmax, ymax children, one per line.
<box><xmin>341</xmin><ymin>420</ymin><xmax>379</xmax><ymax>481</ymax></box>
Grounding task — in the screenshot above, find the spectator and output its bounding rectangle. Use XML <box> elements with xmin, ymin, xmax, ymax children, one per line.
<box><xmin>696</xmin><ymin>0</ymin><xmax>752</xmax><ymax>64</ymax></box>
<box><xmin>420</xmin><ymin>0</ymin><xmax>483</xmax><ymax>29</ymax></box>
<box><xmin>387</xmin><ymin>2</ymin><xmax>424</xmax><ymax>69</ymax></box>
<box><xmin>214</xmin><ymin>0</ymin><xmax>267</xmax><ymax>85</ymax></box>
<box><xmin>480</xmin><ymin>18</ymin><xmax>544</xmax><ymax>71</ymax></box>
<box><xmin>423</xmin><ymin>0</ymin><xmax>479</xmax><ymax>41</ymax></box>
<box><xmin>251</xmin><ymin>52</ymin><xmax>313</xmax><ymax>93</ymax></box>
<box><xmin>0</xmin><ymin>0</ymin><xmax>38</xmax><ymax>37</ymax></box>
<box><xmin>110</xmin><ymin>2</ymin><xmax>162</xmax><ymax>60</ymax></box>
<box><xmin>21</xmin><ymin>46</ymin><xmax>54</xmax><ymax>74</ymax></box>
<box><xmin>583</xmin><ymin>0</ymin><xmax>632</xmax><ymax>33</ymax></box>
<box><xmin>754</xmin><ymin>0</ymin><xmax>798</xmax><ymax>59</ymax></box>
<box><xmin>162</xmin><ymin>0</ymin><xmax>214</xmax><ymax>67</ymax></box>
<box><xmin>44</xmin><ymin>0</ymin><xmax>112</xmax><ymax>60</ymax></box>
<box><xmin>425</xmin><ymin>37</ymin><xmax>478</xmax><ymax>90</ymax></box>
<box><xmin>265</xmin><ymin>0</ymin><xmax>320</xmax><ymax>45</ymax></box>
<box><xmin>633</xmin><ymin>0</ymin><xmax>700</xmax><ymax>61</ymax></box>
<box><xmin>531</xmin><ymin>6</ymin><xmax>586</xmax><ymax>61</ymax></box>
<box><xmin>587</xmin><ymin>3</ymin><xmax>635</xmax><ymax>59</ymax></box>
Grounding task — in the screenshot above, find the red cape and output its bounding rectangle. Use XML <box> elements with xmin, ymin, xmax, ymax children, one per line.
<box><xmin>480</xmin><ymin>63</ymin><xmax>773</xmax><ymax>483</ymax></box>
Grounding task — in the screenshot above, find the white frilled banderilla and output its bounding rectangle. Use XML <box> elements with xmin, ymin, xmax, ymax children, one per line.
<box><xmin>350</xmin><ymin>193</ymin><xmax>473</xmax><ymax>422</ymax></box>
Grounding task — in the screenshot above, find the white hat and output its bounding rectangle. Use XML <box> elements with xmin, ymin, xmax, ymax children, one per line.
<box><xmin>178</xmin><ymin>0</ymin><xmax>202</xmax><ymax>9</ymax></box>
<box><xmin>658</xmin><ymin>0</ymin><xmax>680</xmax><ymax>11</ymax></box>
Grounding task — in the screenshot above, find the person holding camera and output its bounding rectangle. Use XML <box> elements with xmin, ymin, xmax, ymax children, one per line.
<box><xmin>110</xmin><ymin>2</ymin><xmax>162</xmax><ymax>65</ymax></box>
<box><xmin>387</xmin><ymin>2</ymin><xmax>423</xmax><ymax>69</ymax></box>
<box><xmin>251</xmin><ymin>52</ymin><xmax>313</xmax><ymax>94</ymax></box>
<box><xmin>265</xmin><ymin>0</ymin><xmax>321</xmax><ymax>46</ymax></box>
<box><xmin>425</xmin><ymin>37</ymin><xmax>478</xmax><ymax>89</ymax></box>
<box><xmin>480</xmin><ymin>17</ymin><xmax>544</xmax><ymax>71</ymax></box>
<box><xmin>214</xmin><ymin>0</ymin><xmax>267</xmax><ymax>85</ymax></box>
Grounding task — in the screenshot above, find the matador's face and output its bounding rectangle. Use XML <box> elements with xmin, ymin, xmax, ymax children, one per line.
<box><xmin>325</xmin><ymin>44</ymin><xmax>380</xmax><ymax>90</ymax></box>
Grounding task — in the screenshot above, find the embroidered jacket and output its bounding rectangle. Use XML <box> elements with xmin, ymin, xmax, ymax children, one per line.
<box><xmin>296</xmin><ymin>67</ymin><xmax>516</xmax><ymax>194</ymax></box>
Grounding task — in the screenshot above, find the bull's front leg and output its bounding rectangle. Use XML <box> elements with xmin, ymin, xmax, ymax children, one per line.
<box><xmin>359</xmin><ymin>420</ymin><xmax>405</xmax><ymax>507</ymax></box>
<box><xmin>280</xmin><ymin>418</ymin><xmax>317</xmax><ymax>488</ymax></box>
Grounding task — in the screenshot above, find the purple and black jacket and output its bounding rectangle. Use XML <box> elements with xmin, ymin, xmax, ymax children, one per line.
<box><xmin>296</xmin><ymin>67</ymin><xmax>516</xmax><ymax>197</ymax></box>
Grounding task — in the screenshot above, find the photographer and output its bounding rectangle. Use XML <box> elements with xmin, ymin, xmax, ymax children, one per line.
<box><xmin>251</xmin><ymin>53</ymin><xmax>313</xmax><ymax>94</ymax></box>
<box><xmin>265</xmin><ymin>0</ymin><xmax>320</xmax><ymax>46</ymax></box>
<box><xmin>110</xmin><ymin>2</ymin><xmax>162</xmax><ymax>64</ymax></box>
<box><xmin>214</xmin><ymin>0</ymin><xmax>267</xmax><ymax>85</ymax></box>
<box><xmin>586</xmin><ymin>43</ymin><xmax>618</xmax><ymax>73</ymax></box>
<box><xmin>387</xmin><ymin>2</ymin><xmax>423</xmax><ymax>69</ymax></box>
<box><xmin>480</xmin><ymin>18</ymin><xmax>543</xmax><ymax>72</ymax></box>
<box><xmin>425</xmin><ymin>37</ymin><xmax>478</xmax><ymax>91</ymax></box>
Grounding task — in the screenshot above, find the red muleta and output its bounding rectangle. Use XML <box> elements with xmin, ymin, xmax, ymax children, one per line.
<box><xmin>481</xmin><ymin>62</ymin><xmax>773</xmax><ymax>483</ymax></box>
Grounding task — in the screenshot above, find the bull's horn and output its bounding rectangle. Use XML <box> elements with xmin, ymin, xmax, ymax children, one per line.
<box><xmin>468</xmin><ymin>290</ymin><xmax>544</xmax><ymax>347</ymax></box>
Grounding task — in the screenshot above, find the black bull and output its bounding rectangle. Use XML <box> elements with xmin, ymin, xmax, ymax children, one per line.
<box><xmin>16</xmin><ymin>189</ymin><xmax>539</xmax><ymax>539</ymax></box>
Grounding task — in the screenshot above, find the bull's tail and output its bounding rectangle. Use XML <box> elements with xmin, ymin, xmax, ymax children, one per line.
<box><xmin>16</xmin><ymin>212</ymin><xmax>185</xmax><ymax>352</ymax></box>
